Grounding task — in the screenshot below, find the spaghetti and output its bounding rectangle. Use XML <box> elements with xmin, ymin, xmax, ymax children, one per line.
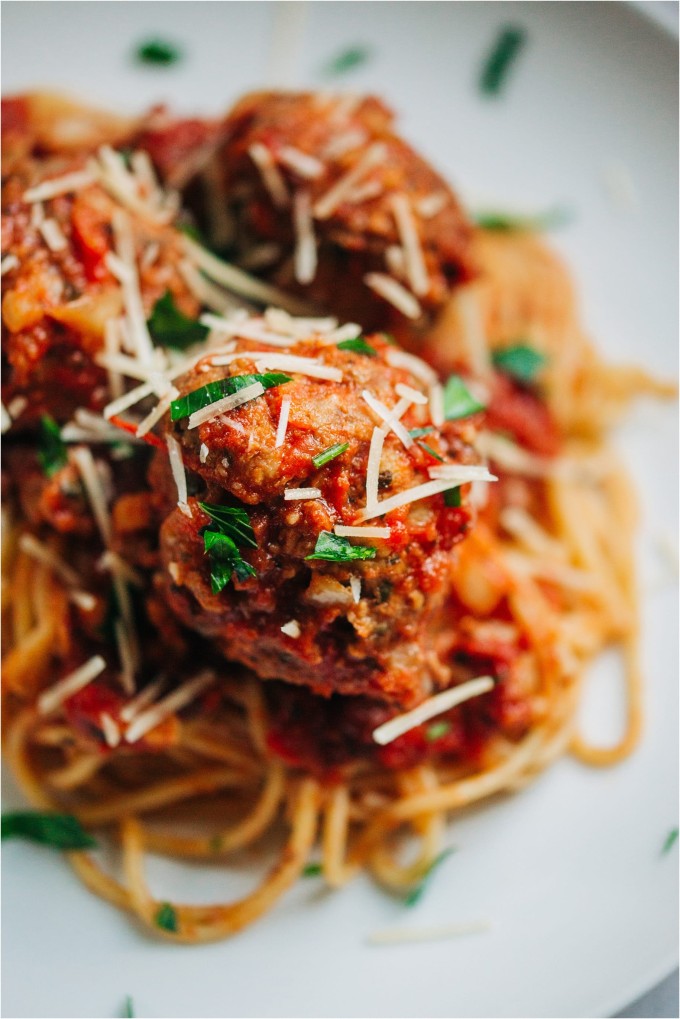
<box><xmin>1</xmin><ymin>91</ymin><xmax>673</xmax><ymax>944</ymax></box>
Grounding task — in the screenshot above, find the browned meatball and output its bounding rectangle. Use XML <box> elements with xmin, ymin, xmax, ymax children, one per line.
<box><xmin>215</xmin><ymin>91</ymin><xmax>474</xmax><ymax>329</ymax></box>
<box><xmin>156</xmin><ymin>327</ymin><xmax>486</xmax><ymax>708</ymax></box>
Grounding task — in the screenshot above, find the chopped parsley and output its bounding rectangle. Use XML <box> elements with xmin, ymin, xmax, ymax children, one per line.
<box><xmin>147</xmin><ymin>291</ymin><xmax>209</xmax><ymax>350</ymax></box>
<box><xmin>199</xmin><ymin>502</ymin><xmax>257</xmax><ymax>548</ymax></box>
<box><xmin>306</xmin><ymin>531</ymin><xmax>377</xmax><ymax>562</ymax></box>
<box><xmin>170</xmin><ymin>373</ymin><xmax>291</xmax><ymax>421</ymax></box>
<box><xmin>154</xmin><ymin>901</ymin><xmax>178</xmax><ymax>932</ymax></box>
<box><xmin>479</xmin><ymin>26</ymin><xmax>526</xmax><ymax>96</ymax></box>
<box><xmin>416</xmin><ymin>440</ymin><xmax>445</xmax><ymax>462</ymax></box>
<box><xmin>443</xmin><ymin>375</ymin><xmax>485</xmax><ymax>420</ymax></box>
<box><xmin>37</xmin><ymin>415</ymin><xmax>68</xmax><ymax>477</ymax></box>
<box><xmin>1</xmin><ymin>811</ymin><xmax>96</xmax><ymax>850</ymax></box>
<box><xmin>492</xmin><ymin>344</ymin><xmax>546</xmax><ymax>383</ymax></box>
<box><xmin>123</xmin><ymin>996</ymin><xmax>135</xmax><ymax>1018</ymax></box>
<box><xmin>321</xmin><ymin>45</ymin><xmax>372</xmax><ymax>78</ymax></box>
<box><xmin>336</xmin><ymin>337</ymin><xmax>377</xmax><ymax>357</ymax></box>
<box><xmin>444</xmin><ymin>487</ymin><xmax>461</xmax><ymax>508</ymax></box>
<box><xmin>302</xmin><ymin>862</ymin><xmax>323</xmax><ymax>877</ymax></box>
<box><xmin>474</xmin><ymin>207</ymin><xmax>572</xmax><ymax>232</ymax></box>
<box><xmin>409</xmin><ymin>426</ymin><xmax>436</xmax><ymax>439</ymax></box>
<box><xmin>425</xmin><ymin>720</ymin><xmax>452</xmax><ymax>742</ymax></box>
<box><xmin>404</xmin><ymin>847</ymin><xmax>457</xmax><ymax>906</ymax></box>
<box><xmin>662</xmin><ymin>827</ymin><xmax>679</xmax><ymax>855</ymax></box>
<box><xmin>135</xmin><ymin>39</ymin><xmax>182</xmax><ymax>66</ymax></box>
<box><xmin>312</xmin><ymin>442</ymin><xmax>349</xmax><ymax>469</ymax></box>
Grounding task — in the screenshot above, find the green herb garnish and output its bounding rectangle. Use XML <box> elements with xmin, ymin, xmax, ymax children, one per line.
<box><xmin>321</xmin><ymin>45</ymin><xmax>372</xmax><ymax>78</ymax></box>
<box><xmin>203</xmin><ymin>530</ymin><xmax>257</xmax><ymax>594</ymax></box>
<box><xmin>404</xmin><ymin>847</ymin><xmax>457</xmax><ymax>907</ymax></box>
<box><xmin>443</xmin><ymin>375</ymin><xmax>485</xmax><ymax>420</ymax></box>
<box><xmin>154</xmin><ymin>901</ymin><xmax>178</xmax><ymax>932</ymax></box>
<box><xmin>312</xmin><ymin>442</ymin><xmax>349</xmax><ymax>469</ymax></box>
<box><xmin>416</xmin><ymin>441</ymin><xmax>445</xmax><ymax>462</ymax></box>
<box><xmin>444</xmin><ymin>487</ymin><xmax>461</xmax><ymax>508</ymax></box>
<box><xmin>409</xmin><ymin>426</ymin><xmax>436</xmax><ymax>439</ymax></box>
<box><xmin>425</xmin><ymin>720</ymin><xmax>452</xmax><ymax>742</ymax></box>
<box><xmin>37</xmin><ymin>415</ymin><xmax>68</xmax><ymax>477</ymax></box>
<box><xmin>199</xmin><ymin>502</ymin><xmax>257</xmax><ymax>548</ymax></box>
<box><xmin>492</xmin><ymin>344</ymin><xmax>546</xmax><ymax>383</ymax></box>
<box><xmin>123</xmin><ymin>996</ymin><xmax>135</xmax><ymax>1018</ymax></box>
<box><xmin>136</xmin><ymin>39</ymin><xmax>182</xmax><ymax>66</ymax></box>
<box><xmin>170</xmin><ymin>373</ymin><xmax>291</xmax><ymax>421</ymax></box>
<box><xmin>336</xmin><ymin>337</ymin><xmax>377</xmax><ymax>357</ymax></box>
<box><xmin>1</xmin><ymin>811</ymin><xmax>96</xmax><ymax>850</ymax></box>
<box><xmin>474</xmin><ymin>207</ymin><xmax>572</xmax><ymax>232</ymax></box>
<box><xmin>147</xmin><ymin>291</ymin><xmax>209</xmax><ymax>350</ymax></box>
<box><xmin>662</xmin><ymin>828</ymin><xmax>679</xmax><ymax>855</ymax></box>
<box><xmin>479</xmin><ymin>26</ymin><xmax>526</xmax><ymax>96</ymax></box>
<box><xmin>302</xmin><ymin>862</ymin><xmax>323</xmax><ymax>877</ymax></box>
<box><xmin>306</xmin><ymin>531</ymin><xmax>377</xmax><ymax>562</ymax></box>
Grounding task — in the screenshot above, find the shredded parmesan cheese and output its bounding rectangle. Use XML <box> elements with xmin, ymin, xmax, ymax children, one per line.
<box><xmin>335</xmin><ymin>524</ymin><xmax>390</xmax><ymax>539</ymax></box>
<box><xmin>293</xmin><ymin>189</ymin><xmax>317</xmax><ymax>284</ymax></box>
<box><xmin>38</xmin><ymin>655</ymin><xmax>107</xmax><ymax>716</ymax></box>
<box><xmin>39</xmin><ymin>218</ymin><xmax>68</xmax><ymax>252</ymax></box>
<box><xmin>100</xmin><ymin>713</ymin><xmax>121</xmax><ymax>748</ymax></box>
<box><xmin>361</xmin><ymin>390</ymin><xmax>413</xmax><ymax>448</ymax></box>
<box><xmin>428</xmin><ymin>382</ymin><xmax>444</xmax><ymax>427</ymax></box>
<box><xmin>349</xmin><ymin>575</ymin><xmax>362</xmax><ymax>603</ymax></box>
<box><xmin>7</xmin><ymin>395</ymin><xmax>27</xmax><ymax>419</ymax></box>
<box><xmin>249</xmin><ymin>142</ymin><xmax>289</xmax><ymax>208</ymax></box>
<box><xmin>114</xmin><ymin>618</ymin><xmax>136</xmax><ymax>694</ymax></box>
<box><xmin>136</xmin><ymin>387</ymin><xmax>178</xmax><ymax>437</ymax></box>
<box><xmin>18</xmin><ymin>533</ymin><xmax>81</xmax><ymax>588</ymax></box>
<box><xmin>367</xmin><ymin>920</ymin><xmax>491</xmax><ymax>946</ymax></box>
<box><xmin>1</xmin><ymin>254</ymin><xmax>19</xmax><ymax>276</ymax></box>
<box><xmin>364</xmin><ymin>272</ymin><xmax>422</xmax><ymax>320</ymax></box>
<box><xmin>199</xmin><ymin>443</ymin><xmax>209</xmax><ymax>463</ymax></box>
<box><xmin>124</xmin><ymin>670</ymin><xmax>215</xmax><ymax>744</ymax></box>
<box><xmin>22</xmin><ymin>169</ymin><xmax>96</xmax><ymax>203</ymax></box>
<box><xmin>279</xmin><ymin>146</ymin><xmax>325</xmax><ymax>179</ymax></box>
<box><xmin>313</xmin><ymin>142</ymin><xmax>386</xmax><ymax>219</ymax></box>
<box><xmin>280</xmin><ymin>620</ymin><xmax>301</xmax><ymax>638</ymax></box>
<box><xmin>284</xmin><ymin>488</ymin><xmax>322</xmax><ymax>500</ymax></box>
<box><xmin>119</xmin><ymin>675</ymin><xmax>166</xmax><ymax>724</ymax></box>
<box><xmin>364</xmin><ymin>426</ymin><xmax>387</xmax><ymax>510</ymax></box>
<box><xmin>428</xmin><ymin>464</ymin><xmax>497</xmax><ymax>483</ymax></box>
<box><xmin>254</xmin><ymin>353</ymin><xmax>341</xmax><ymax>382</ymax></box>
<box><xmin>390</xmin><ymin>193</ymin><xmax>429</xmax><ymax>297</ymax></box>
<box><xmin>0</xmin><ymin>403</ymin><xmax>10</xmax><ymax>434</ymax></box>
<box><xmin>358</xmin><ymin>473</ymin><xmax>496</xmax><ymax>522</ymax></box>
<box><xmin>275</xmin><ymin>396</ymin><xmax>291</xmax><ymax>447</ymax></box>
<box><xmin>165</xmin><ymin>433</ymin><xmax>189</xmax><ymax>509</ymax></box>
<box><xmin>372</xmin><ymin>676</ymin><xmax>495</xmax><ymax>745</ymax></box>
<box><xmin>385</xmin><ymin>348</ymin><xmax>437</xmax><ymax>386</ymax></box>
<box><xmin>416</xmin><ymin>191</ymin><xmax>449</xmax><ymax>219</ymax></box>
<box><xmin>72</xmin><ymin>446</ymin><xmax>112</xmax><ymax>543</ymax></box>
<box><xmin>395</xmin><ymin>382</ymin><xmax>428</xmax><ymax>405</ymax></box>
<box><xmin>186</xmin><ymin>380</ymin><xmax>265</xmax><ymax>430</ymax></box>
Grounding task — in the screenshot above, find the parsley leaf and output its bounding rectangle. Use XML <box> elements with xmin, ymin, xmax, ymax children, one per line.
<box><xmin>154</xmin><ymin>901</ymin><xmax>178</xmax><ymax>932</ymax></box>
<box><xmin>321</xmin><ymin>45</ymin><xmax>372</xmax><ymax>78</ymax></box>
<box><xmin>337</xmin><ymin>337</ymin><xmax>377</xmax><ymax>357</ymax></box>
<box><xmin>474</xmin><ymin>207</ymin><xmax>572</xmax><ymax>232</ymax></box>
<box><xmin>492</xmin><ymin>344</ymin><xmax>546</xmax><ymax>383</ymax></box>
<box><xmin>479</xmin><ymin>26</ymin><xmax>526</xmax><ymax>96</ymax></box>
<box><xmin>199</xmin><ymin>502</ymin><xmax>257</xmax><ymax>548</ymax></box>
<box><xmin>662</xmin><ymin>827</ymin><xmax>679</xmax><ymax>855</ymax></box>
<box><xmin>136</xmin><ymin>39</ymin><xmax>182</xmax><ymax>66</ymax></box>
<box><xmin>404</xmin><ymin>847</ymin><xmax>457</xmax><ymax>906</ymax></box>
<box><xmin>409</xmin><ymin>426</ymin><xmax>435</xmax><ymax>439</ymax></box>
<box><xmin>312</xmin><ymin>442</ymin><xmax>349</xmax><ymax>469</ymax></box>
<box><xmin>416</xmin><ymin>440</ymin><xmax>445</xmax><ymax>462</ymax></box>
<box><xmin>302</xmin><ymin>862</ymin><xmax>323</xmax><ymax>877</ymax></box>
<box><xmin>170</xmin><ymin>373</ymin><xmax>291</xmax><ymax>421</ymax></box>
<box><xmin>444</xmin><ymin>487</ymin><xmax>462</xmax><ymax>508</ymax></box>
<box><xmin>306</xmin><ymin>531</ymin><xmax>377</xmax><ymax>562</ymax></box>
<box><xmin>443</xmin><ymin>375</ymin><xmax>486</xmax><ymax>420</ymax></box>
<box><xmin>123</xmin><ymin>996</ymin><xmax>135</xmax><ymax>1018</ymax></box>
<box><xmin>203</xmin><ymin>530</ymin><xmax>256</xmax><ymax>593</ymax></box>
<box><xmin>37</xmin><ymin>415</ymin><xmax>68</xmax><ymax>477</ymax></box>
<box><xmin>147</xmin><ymin>291</ymin><xmax>209</xmax><ymax>350</ymax></box>
<box><xmin>1</xmin><ymin>811</ymin><xmax>96</xmax><ymax>850</ymax></box>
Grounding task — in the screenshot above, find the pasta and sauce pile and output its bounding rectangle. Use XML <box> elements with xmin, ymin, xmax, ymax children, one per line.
<box><xmin>1</xmin><ymin>90</ymin><xmax>671</xmax><ymax>942</ymax></box>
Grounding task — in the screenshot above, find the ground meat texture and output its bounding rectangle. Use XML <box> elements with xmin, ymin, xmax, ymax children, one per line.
<box><xmin>1</xmin><ymin>151</ymin><xmax>198</xmax><ymax>424</ymax></box>
<box><xmin>215</xmin><ymin>91</ymin><xmax>474</xmax><ymax>329</ymax></box>
<box><xmin>156</xmin><ymin>331</ymin><xmax>481</xmax><ymax>708</ymax></box>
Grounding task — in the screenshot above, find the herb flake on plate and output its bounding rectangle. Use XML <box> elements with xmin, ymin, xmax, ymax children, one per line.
<box><xmin>474</xmin><ymin>207</ymin><xmax>572</xmax><ymax>232</ymax></box>
<box><xmin>170</xmin><ymin>373</ymin><xmax>291</xmax><ymax>421</ymax></box>
<box><xmin>321</xmin><ymin>45</ymin><xmax>372</xmax><ymax>78</ymax></box>
<box><xmin>404</xmin><ymin>847</ymin><xmax>457</xmax><ymax>907</ymax></box>
<box><xmin>1</xmin><ymin>811</ymin><xmax>96</xmax><ymax>850</ymax></box>
<box><xmin>443</xmin><ymin>375</ymin><xmax>486</xmax><ymax>420</ymax></box>
<box><xmin>336</xmin><ymin>337</ymin><xmax>377</xmax><ymax>357</ymax></box>
<box><xmin>38</xmin><ymin>415</ymin><xmax>68</xmax><ymax>477</ymax></box>
<box><xmin>479</xmin><ymin>26</ymin><xmax>526</xmax><ymax>96</ymax></box>
<box><xmin>135</xmin><ymin>38</ymin><xmax>182</xmax><ymax>66</ymax></box>
<box><xmin>662</xmin><ymin>827</ymin><xmax>679</xmax><ymax>855</ymax></box>
<box><xmin>154</xmin><ymin>901</ymin><xmax>178</xmax><ymax>932</ymax></box>
<box><xmin>306</xmin><ymin>531</ymin><xmax>377</xmax><ymax>562</ymax></box>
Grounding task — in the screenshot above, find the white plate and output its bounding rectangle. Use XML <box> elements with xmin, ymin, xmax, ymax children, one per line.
<box><xmin>2</xmin><ymin>4</ymin><xmax>677</xmax><ymax>1018</ymax></box>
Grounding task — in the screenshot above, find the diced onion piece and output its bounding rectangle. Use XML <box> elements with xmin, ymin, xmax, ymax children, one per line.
<box><xmin>372</xmin><ymin>676</ymin><xmax>495</xmax><ymax>745</ymax></box>
<box><xmin>38</xmin><ymin>655</ymin><xmax>107</xmax><ymax>716</ymax></box>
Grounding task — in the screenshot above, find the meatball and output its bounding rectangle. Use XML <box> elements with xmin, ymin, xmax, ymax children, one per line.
<box><xmin>1</xmin><ymin>133</ymin><xmax>199</xmax><ymax>424</ymax></box>
<box><xmin>156</xmin><ymin>325</ymin><xmax>486</xmax><ymax>708</ymax></box>
<box><xmin>214</xmin><ymin>91</ymin><xmax>474</xmax><ymax>329</ymax></box>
